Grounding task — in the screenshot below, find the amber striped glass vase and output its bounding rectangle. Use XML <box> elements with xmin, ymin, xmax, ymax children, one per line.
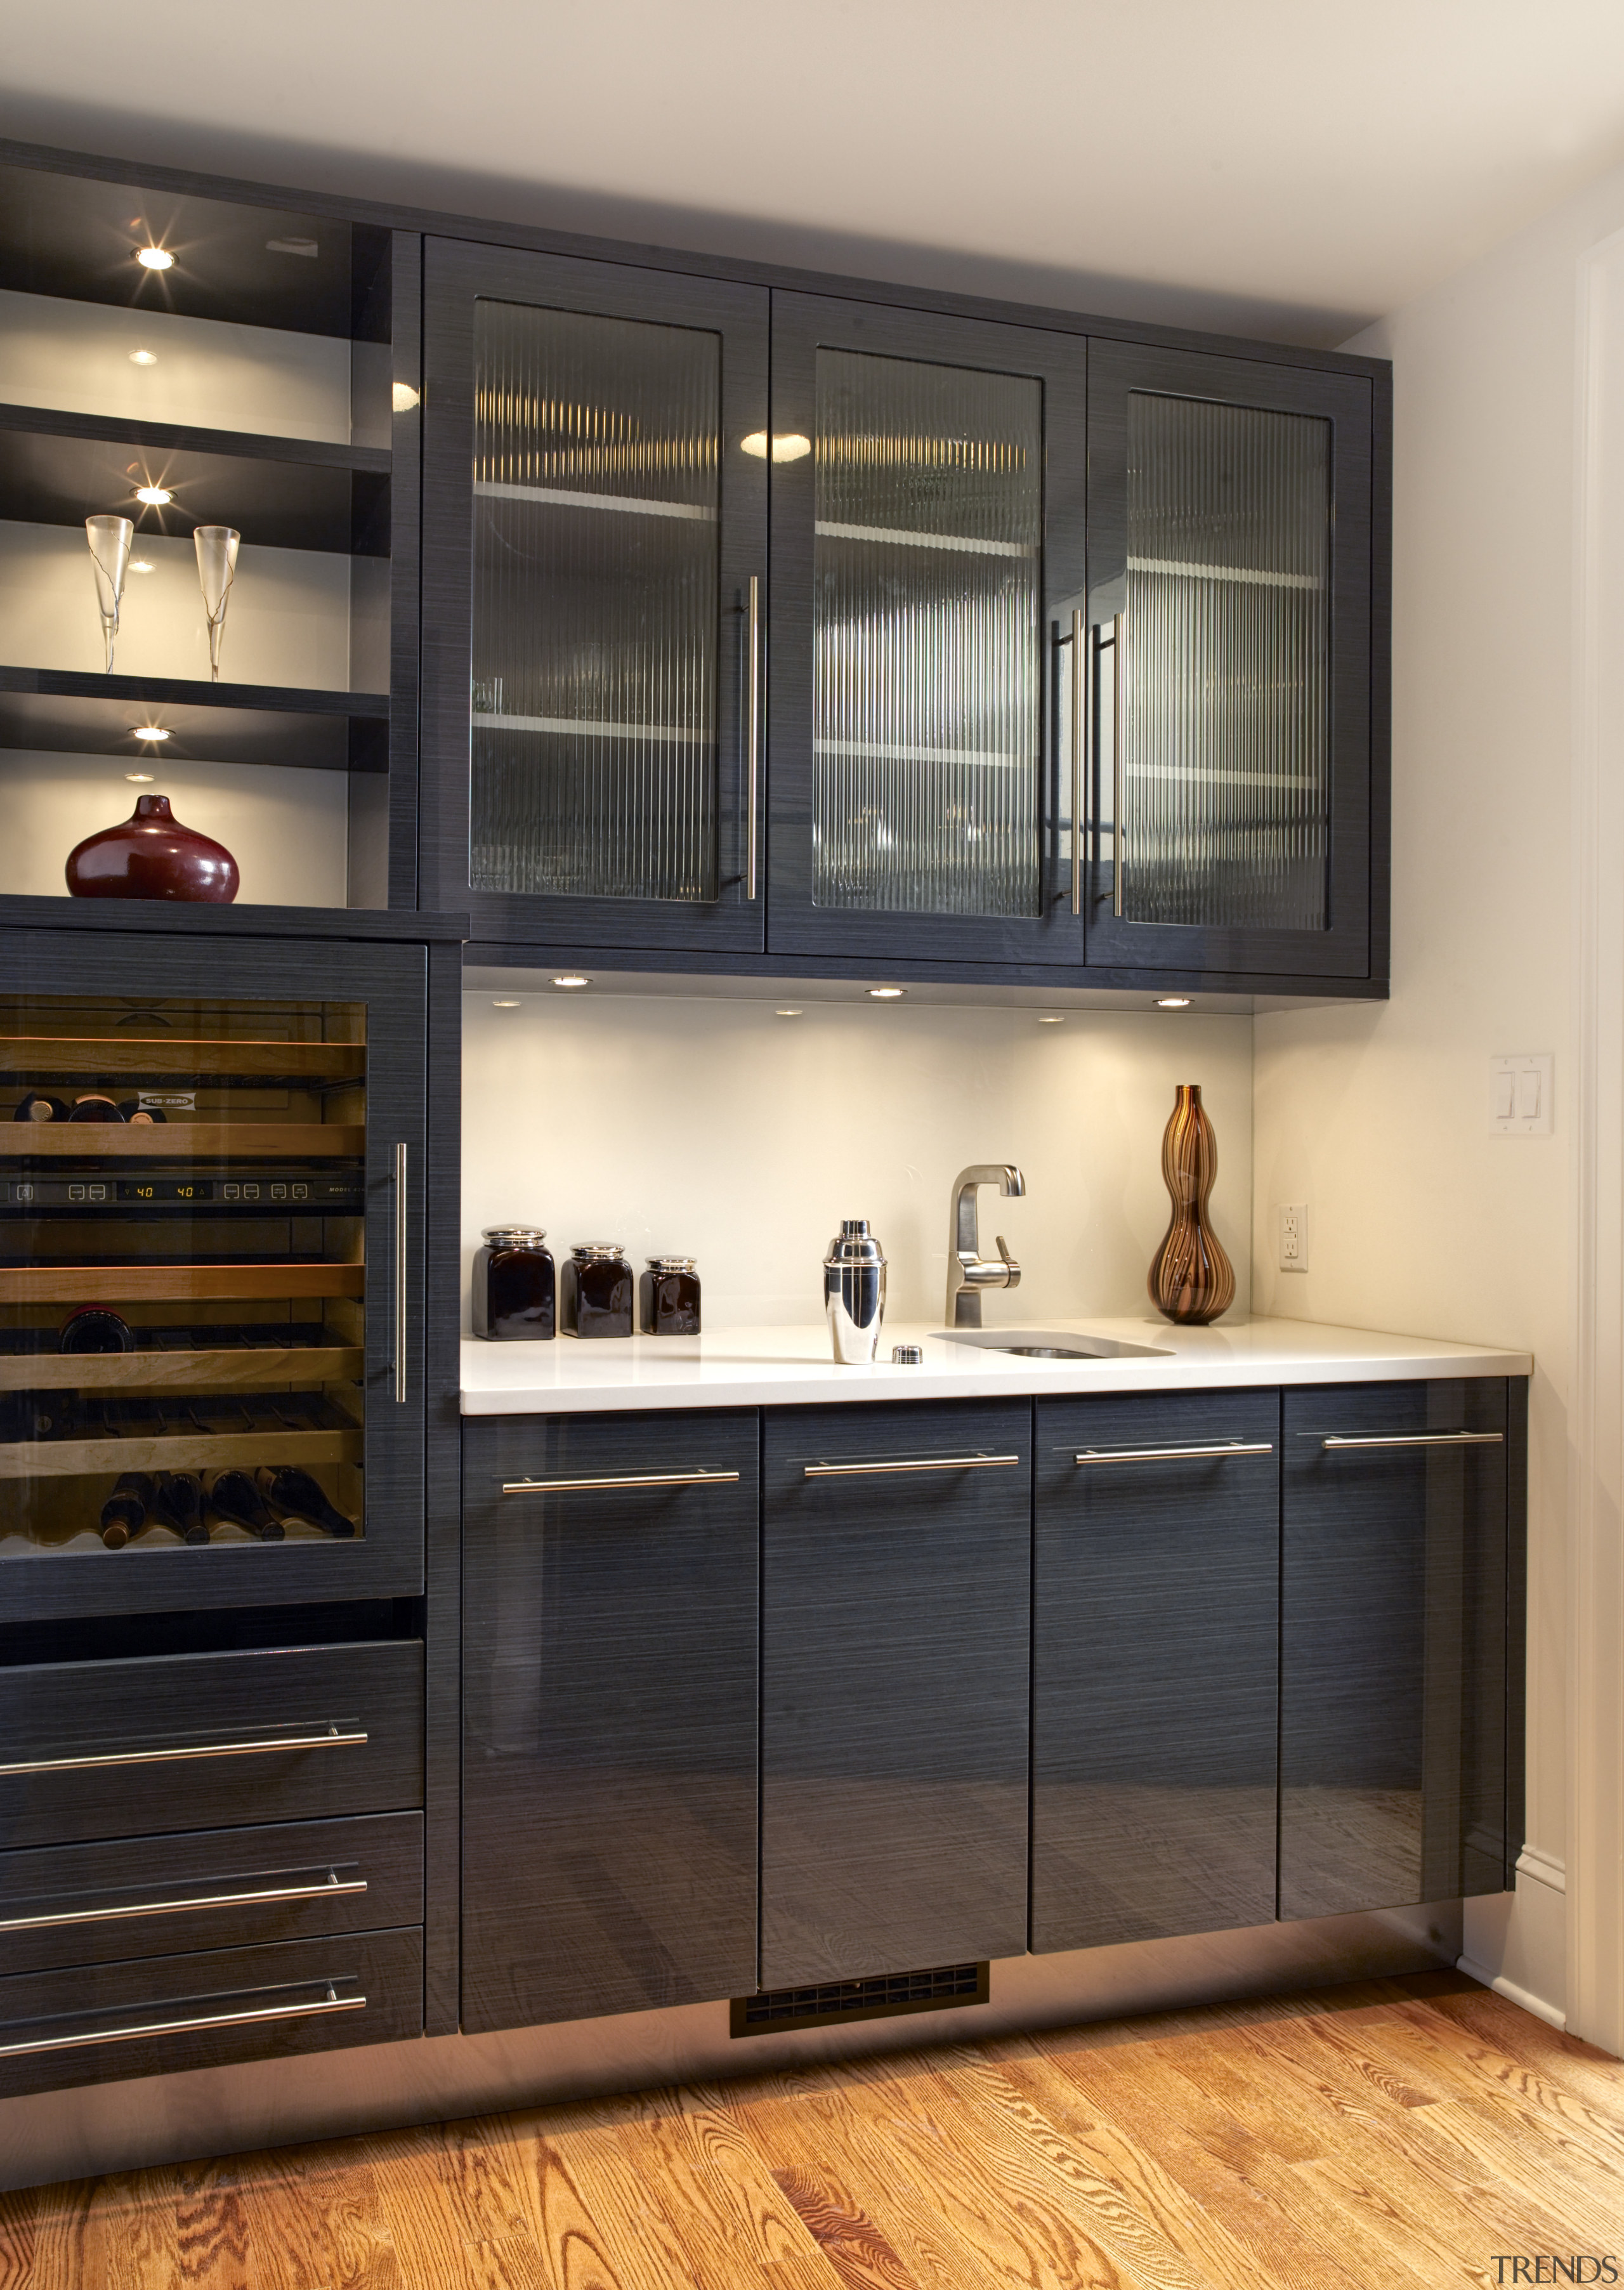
<box><xmin>1148</xmin><ymin>1083</ymin><xmax>1236</xmax><ymax>1325</ymax></box>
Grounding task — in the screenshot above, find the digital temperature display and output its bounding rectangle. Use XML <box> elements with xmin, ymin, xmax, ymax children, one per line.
<box><xmin>115</xmin><ymin>1180</ymin><xmax>215</xmax><ymax>1202</ymax></box>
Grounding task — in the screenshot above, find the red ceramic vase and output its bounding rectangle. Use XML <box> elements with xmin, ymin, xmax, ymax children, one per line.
<box><xmin>65</xmin><ymin>794</ymin><xmax>239</xmax><ymax>903</ymax></box>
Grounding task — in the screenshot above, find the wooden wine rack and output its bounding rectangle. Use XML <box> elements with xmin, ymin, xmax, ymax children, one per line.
<box><xmin>0</xmin><ymin>1345</ymin><xmax>365</xmax><ymax>1395</ymax></box>
<box><xmin>0</xmin><ymin>1038</ymin><xmax>365</xmax><ymax>1082</ymax></box>
<box><xmin>0</xmin><ymin>1263</ymin><xmax>365</xmax><ymax>1305</ymax></box>
<box><xmin>0</xmin><ymin>1427</ymin><xmax>363</xmax><ymax>1479</ymax></box>
<box><xmin>0</xmin><ymin>1124</ymin><xmax>365</xmax><ymax>1159</ymax></box>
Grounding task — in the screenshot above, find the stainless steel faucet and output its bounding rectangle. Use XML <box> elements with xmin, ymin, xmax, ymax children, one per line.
<box><xmin>946</xmin><ymin>1163</ymin><xmax>1026</xmax><ymax>1326</ymax></box>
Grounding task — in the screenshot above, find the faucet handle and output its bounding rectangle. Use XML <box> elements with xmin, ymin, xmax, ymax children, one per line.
<box><xmin>995</xmin><ymin>1236</ymin><xmax>1021</xmax><ymax>1288</ymax></box>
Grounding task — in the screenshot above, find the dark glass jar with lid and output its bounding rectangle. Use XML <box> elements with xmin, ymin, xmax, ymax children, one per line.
<box><xmin>639</xmin><ymin>1256</ymin><xmax>701</xmax><ymax>1336</ymax></box>
<box><xmin>472</xmin><ymin>1226</ymin><xmax>554</xmax><ymax>1341</ymax></box>
<box><xmin>561</xmin><ymin>1243</ymin><xmax>634</xmax><ymax>1338</ymax></box>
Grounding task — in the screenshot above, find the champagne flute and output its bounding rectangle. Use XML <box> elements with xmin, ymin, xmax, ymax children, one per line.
<box><xmin>85</xmin><ymin>515</ymin><xmax>133</xmax><ymax>674</ymax></box>
<box><xmin>193</xmin><ymin>525</ymin><xmax>240</xmax><ymax>682</ymax></box>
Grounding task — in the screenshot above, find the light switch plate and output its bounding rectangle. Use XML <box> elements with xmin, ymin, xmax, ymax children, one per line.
<box><xmin>1490</xmin><ymin>1052</ymin><xmax>1553</xmax><ymax>1135</ymax></box>
<box><xmin>1278</xmin><ymin>1201</ymin><xmax>1309</xmax><ymax>1273</ymax></box>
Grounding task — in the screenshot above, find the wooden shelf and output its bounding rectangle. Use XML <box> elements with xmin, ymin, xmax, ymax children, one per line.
<box><xmin>0</xmin><ymin>1263</ymin><xmax>365</xmax><ymax>1305</ymax></box>
<box><xmin>0</xmin><ymin>1039</ymin><xmax>365</xmax><ymax>1083</ymax></box>
<box><xmin>0</xmin><ymin>1345</ymin><xmax>364</xmax><ymax>1394</ymax></box>
<box><xmin>0</xmin><ymin>1426</ymin><xmax>362</xmax><ymax>1479</ymax></box>
<box><xmin>0</xmin><ymin>1123</ymin><xmax>365</xmax><ymax>1159</ymax></box>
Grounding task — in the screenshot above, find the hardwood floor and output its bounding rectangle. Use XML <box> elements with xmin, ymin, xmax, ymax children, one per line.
<box><xmin>3</xmin><ymin>1972</ymin><xmax>1620</xmax><ymax>2289</ymax></box>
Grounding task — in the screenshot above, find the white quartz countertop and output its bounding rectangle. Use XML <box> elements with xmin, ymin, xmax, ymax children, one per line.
<box><xmin>460</xmin><ymin>1316</ymin><xmax>1531</xmax><ymax>1415</ymax></box>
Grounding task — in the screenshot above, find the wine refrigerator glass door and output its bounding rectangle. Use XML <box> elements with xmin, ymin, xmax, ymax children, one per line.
<box><xmin>766</xmin><ymin>295</ymin><xmax>1088</xmax><ymax>965</ymax></box>
<box><xmin>1084</xmin><ymin>342</ymin><xmax>1376</xmax><ymax>981</ymax></box>
<box><xmin>421</xmin><ymin>240</ymin><xmax>769</xmax><ymax>952</ymax></box>
<box><xmin>0</xmin><ymin>934</ymin><xmax>424</xmax><ymax>1621</ymax></box>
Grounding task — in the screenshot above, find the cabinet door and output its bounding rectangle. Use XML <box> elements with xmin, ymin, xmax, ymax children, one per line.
<box><xmin>1281</xmin><ymin>1380</ymin><xmax>1510</xmax><ymax>1918</ymax></box>
<box><xmin>0</xmin><ymin>928</ymin><xmax>426</xmax><ymax>1621</ymax></box>
<box><xmin>766</xmin><ymin>295</ymin><xmax>1088</xmax><ymax>967</ymax></box>
<box><xmin>421</xmin><ymin>241</ymin><xmax>769</xmax><ymax>953</ymax></box>
<box><xmin>1032</xmin><ymin>1390</ymin><xmax>1279</xmax><ymax>1951</ymax></box>
<box><xmin>761</xmin><ymin>1400</ymin><xmax>1030</xmax><ymax>1986</ymax></box>
<box><xmin>1084</xmin><ymin>343</ymin><xmax>1376</xmax><ymax>981</ymax></box>
<box><xmin>461</xmin><ymin>1410</ymin><xmax>757</xmax><ymax>2032</ymax></box>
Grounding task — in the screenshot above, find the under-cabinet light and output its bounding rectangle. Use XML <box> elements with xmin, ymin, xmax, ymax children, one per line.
<box><xmin>128</xmin><ymin>350</ymin><xmax>157</xmax><ymax>367</ymax></box>
<box><xmin>124</xmin><ymin>772</ymin><xmax>154</xmax><ymax>782</ymax></box>
<box><xmin>551</xmin><ymin>975</ymin><xmax>591</xmax><ymax>990</ymax></box>
<box><xmin>491</xmin><ymin>998</ymin><xmax>521</xmax><ymax>1009</ymax></box>
<box><xmin>134</xmin><ymin>246</ymin><xmax>174</xmax><ymax>270</ymax></box>
<box><xmin>1037</xmin><ymin>1014</ymin><xmax>1066</xmax><ymax>1024</ymax></box>
<box><xmin>866</xmin><ymin>986</ymin><xmax>906</xmax><ymax>1000</ymax></box>
<box><xmin>741</xmin><ymin>432</ymin><xmax>813</xmax><ymax>462</ymax></box>
<box><xmin>1156</xmin><ymin>996</ymin><xmax>1192</xmax><ymax>1009</ymax></box>
<box><xmin>133</xmin><ymin>726</ymin><xmax>170</xmax><ymax>741</ymax></box>
<box><xmin>129</xmin><ymin>560</ymin><xmax>155</xmax><ymax>573</ymax></box>
<box><xmin>134</xmin><ymin>486</ymin><xmax>171</xmax><ymax>506</ymax></box>
<box><xmin>775</xmin><ymin>1007</ymin><xmax>803</xmax><ymax>1018</ymax></box>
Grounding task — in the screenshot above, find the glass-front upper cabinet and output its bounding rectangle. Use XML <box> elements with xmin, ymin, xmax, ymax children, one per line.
<box><xmin>767</xmin><ymin>296</ymin><xmax>1088</xmax><ymax>965</ymax></box>
<box><xmin>0</xmin><ymin>932</ymin><xmax>424</xmax><ymax>1622</ymax></box>
<box><xmin>1084</xmin><ymin>343</ymin><xmax>1375</xmax><ymax>980</ymax></box>
<box><xmin>421</xmin><ymin>242</ymin><xmax>768</xmax><ymax>950</ymax></box>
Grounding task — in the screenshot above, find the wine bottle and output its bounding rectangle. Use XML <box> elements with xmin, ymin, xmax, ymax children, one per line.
<box><xmin>13</xmin><ymin>1092</ymin><xmax>65</xmax><ymax>1123</ymax></box>
<box><xmin>99</xmin><ymin>1470</ymin><xmax>153</xmax><ymax>1548</ymax></box>
<box><xmin>203</xmin><ymin>1467</ymin><xmax>285</xmax><ymax>1541</ymax></box>
<box><xmin>67</xmin><ymin>1094</ymin><xmax>124</xmax><ymax>1123</ymax></box>
<box><xmin>152</xmin><ymin>1471</ymin><xmax>209</xmax><ymax>1544</ymax></box>
<box><xmin>254</xmin><ymin>1464</ymin><xmax>355</xmax><ymax>1538</ymax></box>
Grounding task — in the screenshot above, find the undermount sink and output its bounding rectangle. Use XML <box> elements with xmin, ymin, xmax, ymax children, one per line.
<box><xmin>942</xmin><ymin>1327</ymin><xmax>1172</xmax><ymax>1360</ymax></box>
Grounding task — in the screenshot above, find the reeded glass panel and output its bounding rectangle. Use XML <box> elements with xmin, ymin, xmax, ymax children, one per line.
<box><xmin>813</xmin><ymin>350</ymin><xmax>1042</xmax><ymax>916</ymax></box>
<box><xmin>471</xmin><ymin>301</ymin><xmax>720</xmax><ymax>901</ymax></box>
<box><xmin>1</xmin><ymin>994</ymin><xmax>367</xmax><ymax>1561</ymax></box>
<box><xmin>1120</xmin><ymin>393</ymin><xmax>1330</xmax><ymax>931</ymax></box>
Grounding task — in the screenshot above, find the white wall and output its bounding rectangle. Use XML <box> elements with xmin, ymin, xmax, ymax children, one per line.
<box><xmin>462</xmin><ymin>994</ymin><xmax>1253</xmax><ymax>1333</ymax></box>
<box><xmin>1252</xmin><ymin>155</ymin><xmax>1624</xmax><ymax>2032</ymax></box>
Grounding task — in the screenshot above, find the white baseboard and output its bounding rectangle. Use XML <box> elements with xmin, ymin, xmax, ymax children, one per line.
<box><xmin>1457</xmin><ymin>1954</ymin><xmax>1568</xmax><ymax>2030</ymax></box>
<box><xmin>1516</xmin><ymin>1845</ymin><xmax>1568</xmax><ymax>1895</ymax></box>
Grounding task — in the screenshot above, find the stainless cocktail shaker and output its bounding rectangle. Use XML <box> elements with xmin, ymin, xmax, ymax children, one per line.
<box><xmin>824</xmin><ymin>1218</ymin><xmax>887</xmax><ymax>1364</ymax></box>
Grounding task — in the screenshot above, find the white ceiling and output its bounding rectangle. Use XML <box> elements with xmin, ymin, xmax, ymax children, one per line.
<box><xmin>6</xmin><ymin>0</ymin><xmax>1624</xmax><ymax>346</ymax></box>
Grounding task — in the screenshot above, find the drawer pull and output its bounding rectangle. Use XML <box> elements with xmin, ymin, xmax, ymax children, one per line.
<box><xmin>1074</xmin><ymin>1441</ymin><xmax>1274</xmax><ymax>1465</ymax></box>
<box><xmin>501</xmin><ymin>1469</ymin><xmax>742</xmax><ymax>1496</ymax></box>
<box><xmin>0</xmin><ymin>1870</ymin><xmax>366</xmax><ymax>1935</ymax></box>
<box><xmin>803</xmin><ymin>1454</ymin><xmax>1021</xmax><ymax>1479</ymax></box>
<box><xmin>0</xmin><ymin>1981</ymin><xmax>364</xmax><ymax>2061</ymax></box>
<box><xmin>1321</xmin><ymin>1431</ymin><xmax>1505</xmax><ymax>1452</ymax></box>
<box><xmin>0</xmin><ymin>1725</ymin><xmax>366</xmax><ymax>1779</ymax></box>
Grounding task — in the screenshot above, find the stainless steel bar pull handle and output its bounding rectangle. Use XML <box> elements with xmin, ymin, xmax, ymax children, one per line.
<box><xmin>0</xmin><ymin>1727</ymin><xmax>367</xmax><ymax>1778</ymax></box>
<box><xmin>0</xmin><ymin>1871</ymin><xmax>367</xmax><ymax>1936</ymax></box>
<box><xmin>1074</xmin><ymin>1441</ymin><xmax>1274</xmax><ymax>1466</ymax></box>
<box><xmin>1111</xmin><ymin>613</ymin><xmax>1126</xmax><ymax>918</ymax></box>
<box><xmin>745</xmin><ymin>574</ymin><xmax>762</xmax><ymax>901</ymax></box>
<box><xmin>0</xmin><ymin>1985</ymin><xmax>365</xmax><ymax>2062</ymax></box>
<box><xmin>502</xmin><ymin>1469</ymin><xmax>742</xmax><ymax>1496</ymax></box>
<box><xmin>804</xmin><ymin>1453</ymin><xmax>1021</xmax><ymax>1479</ymax></box>
<box><xmin>393</xmin><ymin>1141</ymin><xmax>409</xmax><ymax>1403</ymax></box>
<box><xmin>1070</xmin><ymin>608</ymin><xmax>1085</xmax><ymax>919</ymax></box>
<box><xmin>1321</xmin><ymin>1430</ymin><xmax>1505</xmax><ymax>1451</ymax></box>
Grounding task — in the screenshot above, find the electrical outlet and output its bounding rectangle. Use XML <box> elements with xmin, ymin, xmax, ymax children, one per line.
<box><xmin>1278</xmin><ymin>1202</ymin><xmax>1309</xmax><ymax>1274</ymax></box>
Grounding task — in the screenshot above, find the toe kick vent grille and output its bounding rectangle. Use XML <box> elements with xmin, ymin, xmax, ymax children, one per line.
<box><xmin>730</xmin><ymin>1961</ymin><xmax>989</xmax><ymax>2038</ymax></box>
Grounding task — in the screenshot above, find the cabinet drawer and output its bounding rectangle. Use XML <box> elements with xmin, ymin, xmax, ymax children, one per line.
<box><xmin>0</xmin><ymin>1812</ymin><xmax>422</xmax><ymax>1978</ymax></box>
<box><xmin>0</xmin><ymin>1641</ymin><xmax>423</xmax><ymax>1852</ymax></box>
<box><xmin>0</xmin><ymin>1925</ymin><xmax>422</xmax><ymax>2100</ymax></box>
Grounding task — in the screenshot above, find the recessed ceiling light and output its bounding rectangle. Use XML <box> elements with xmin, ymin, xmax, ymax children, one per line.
<box><xmin>1037</xmin><ymin>1014</ymin><xmax>1066</xmax><ymax>1024</ymax></box>
<box><xmin>128</xmin><ymin>559</ymin><xmax>155</xmax><ymax>573</ymax></box>
<box><xmin>391</xmin><ymin>383</ymin><xmax>421</xmax><ymax>413</ymax></box>
<box><xmin>128</xmin><ymin>350</ymin><xmax>157</xmax><ymax>367</ymax></box>
<box><xmin>551</xmin><ymin>974</ymin><xmax>591</xmax><ymax>990</ymax></box>
<box><xmin>134</xmin><ymin>246</ymin><xmax>173</xmax><ymax>271</ymax></box>
<box><xmin>133</xmin><ymin>726</ymin><xmax>170</xmax><ymax>741</ymax></box>
<box><xmin>775</xmin><ymin>1007</ymin><xmax>803</xmax><ymax>1017</ymax></box>
<box><xmin>1156</xmin><ymin>996</ymin><xmax>1192</xmax><ymax>1009</ymax></box>
<box><xmin>134</xmin><ymin>485</ymin><xmax>171</xmax><ymax>506</ymax></box>
<box><xmin>124</xmin><ymin>771</ymin><xmax>154</xmax><ymax>783</ymax></box>
<box><xmin>491</xmin><ymin>998</ymin><xmax>521</xmax><ymax>1009</ymax></box>
<box><xmin>866</xmin><ymin>986</ymin><xmax>906</xmax><ymax>1000</ymax></box>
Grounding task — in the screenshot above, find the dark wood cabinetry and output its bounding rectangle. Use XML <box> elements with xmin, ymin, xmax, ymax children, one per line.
<box><xmin>759</xmin><ymin>1400</ymin><xmax>1031</xmax><ymax>1986</ymax></box>
<box><xmin>461</xmin><ymin>1409</ymin><xmax>758</xmax><ymax>2033</ymax></box>
<box><xmin>1280</xmin><ymin>1379</ymin><xmax>1514</xmax><ymax>1917</ymax></box>
<box><xmin>1031</xmin><ymin>1389</ymin><xmax>1280</xmax><ymax>1951</ymax></box>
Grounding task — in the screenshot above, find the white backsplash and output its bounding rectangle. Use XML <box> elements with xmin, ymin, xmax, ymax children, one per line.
<box><xmin>462</xmin><ymin>992</ymin><xmax>1254</xmax><ymax>1330</ymax></box>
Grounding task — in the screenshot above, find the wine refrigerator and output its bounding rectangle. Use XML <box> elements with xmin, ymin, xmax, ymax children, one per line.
<box><xmin>0</xmin><ymin>929</ymin><xmax>426</xmax><ymax>1623</ymax></box>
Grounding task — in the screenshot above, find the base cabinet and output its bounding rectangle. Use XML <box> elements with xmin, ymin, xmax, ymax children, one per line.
<box><xmin>1280</xmin><ymin>1380</ymin><xmax>1512</xmax><ymax>1918</ymax></box>
<box><xmin>461</xmin><ymin>1410</ymin><xmax>759</xmax><ymax>2034</ymax></box>
<box><xmin>1031</xmin><ymin>1390</ymin><xmax>1280</xmax><ymax>1952</ymax></box>
<box><xmin>760</xmin><ymin>1401</ymin><xmax>1031</xmax><ymax>1986</ymax></box>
